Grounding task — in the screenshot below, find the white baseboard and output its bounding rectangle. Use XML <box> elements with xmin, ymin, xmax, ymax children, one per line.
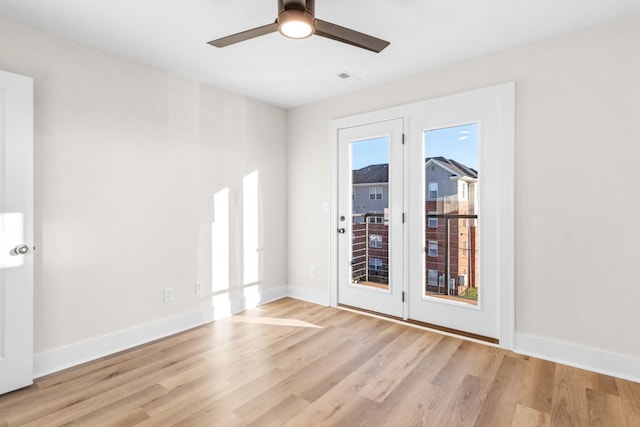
<box><xmin>259</xmin><ymin>285</ymin><xmax>289</xmax><ymax>305</ymax></box>
<box><xmin>34</xmin><ymin>285</ymin><xmax>290</xmax><ymax>378</ymax></box>
<box><xmin>515</xmin><ymin>333</ymin><xmax>640</xmax><ymax>383</ymax></box>
<box><xmin>38</xmin><ymin>287</ymin><xmax>639</xmax><ymax>385</ymax></box>
<box><xmin>34</xmin><ymin>306</ymin><xmax>215</xmax><ymax>378</ymax></box>
<box><xmin>286</xmin><ymin>284</ymin><xmax>330</xmax><ymax>306</ymax></box>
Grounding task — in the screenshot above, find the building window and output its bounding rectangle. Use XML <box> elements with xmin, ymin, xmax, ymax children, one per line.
<box><xmin>428</xmin><ymin>182</ymin><xmax>438</xmax><ymax>200</ymax></box>
<box><xmin>428</xmin><ymin>269</ymin><xmax>438</xmax><ymax>285</ymax></box>
<box><xmin>367</xmin><ymin>216</ymin><xmax>383</xmax><ymax>224</ymax></box>
<box><xmin>461</xmin><ymin>182</ymin><xmax>467</xmax><ymax>199</ymax></box>
<box><xmin>369</xmin><ymin>234</ymin><xmax>383</xmax><ymax>248</ymax></box>
<box><xmin>428</xmin><ymin>211</ymin><xmax>437</xmax><ymax>228</ymax></box>
<box><xmin>369</xmin><ymin>257</ymin><xmax>383</xmax><ymax>270</ymax></box>
<box><xmin>428</xmin><ymin>240</ymin><xmax>438</xmax><ymax>257</ymax></box>
<box><xmin>369</xmin><ymin>187</ymin><xmax>383</xmax><ymax>200</ymax></box>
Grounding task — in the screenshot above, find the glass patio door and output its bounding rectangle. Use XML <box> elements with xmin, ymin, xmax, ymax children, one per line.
<box><xmin>332</xmin><ymin>84</ymin><xmax>514</xmax><ymax>345</ymax></box>
<box><xmin>336</xmin><ymin>119</ymin><xmax>404</xmax><ymax>318</ymax></box>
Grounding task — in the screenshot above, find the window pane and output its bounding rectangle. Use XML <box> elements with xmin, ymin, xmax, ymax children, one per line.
<box><xmin>424</xmin><ymin>124</ymin><xmax>478</xmax><ymax>304</ymax></box>
<box><xmin>351</xmin><ymin>137</ymin><xmax>389</xmax><ymax>290</ymax></box>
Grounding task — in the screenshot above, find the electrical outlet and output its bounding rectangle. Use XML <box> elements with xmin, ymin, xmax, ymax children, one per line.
<box><xmin>195</xmin><ymin>281</ymin><xmax>203</xmax><ymax>296</ymax></box>
<box><xmin>163</xmin><ymin>287</ymin><xmax>175</xmax><ymax>303</ymax></box>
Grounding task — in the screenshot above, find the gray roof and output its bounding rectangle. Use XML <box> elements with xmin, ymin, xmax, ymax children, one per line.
<box><xmin>426</xmin><ymin>156</ymin><xmax>478</xmax><ymax>179</ymax></box>
<box><xmin>353</xmin><ymin>163</ymin><xmax>388</xmax><ymax>184</ymax></box>
<box><xmin>352</xmin><ymin>158</ymin><xmax>476</xmax><ymax>184</ymax></box>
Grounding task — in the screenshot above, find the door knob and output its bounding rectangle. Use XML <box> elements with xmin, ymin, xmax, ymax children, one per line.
<box><xmin>10</xmin><ymin>244</ymin><xmax>30</xmax><ymax>256</ymax></box>
<box><xmin>337</xmin><ymin>228</ymin><xmax>346</xmax><ymax>234</ymax></box>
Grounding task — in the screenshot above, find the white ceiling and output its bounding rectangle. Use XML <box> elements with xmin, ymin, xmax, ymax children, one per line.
<box><xmin>1</xmin><ymin>0</ymin><xmax>639</xmax><ymax>109</ymax></box>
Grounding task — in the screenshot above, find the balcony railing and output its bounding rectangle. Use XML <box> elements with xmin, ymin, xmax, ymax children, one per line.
<box><xmin>351</xmin><ymin>213</ymin><xmax>388</xmax><ymax>286</ymax></box>
<box><xmin>426</xmin><ymin>213</ymin><xmax>478</xmax><ymax>302</ymax></box>
<box><xmin>350</xmin><ymin>212</ymin><xmax>478</xmax><ymax>302</ymax></box>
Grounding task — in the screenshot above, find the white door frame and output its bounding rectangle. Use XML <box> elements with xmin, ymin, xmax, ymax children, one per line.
<box><xmin>330</xmin><ymin>83</ymin><xmax>515</xmax><ymax>349</ymax></box>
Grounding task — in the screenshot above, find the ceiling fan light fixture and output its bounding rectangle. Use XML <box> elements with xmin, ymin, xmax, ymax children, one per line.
<box><xmin>278</xmin><ymin>9</ymin><xmax>314</xmax><ymax>39</ymax></box>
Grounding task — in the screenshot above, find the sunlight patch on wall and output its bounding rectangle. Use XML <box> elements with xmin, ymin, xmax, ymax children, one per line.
<box><xmin>243</xmin><ymin>171</ymin><xmax>259</xmax><ymax>286</ymax></box>
<box><xmin>212</xmin><ymin>188</ymin><xmax>229</xmax><ymax>309</ymax></box>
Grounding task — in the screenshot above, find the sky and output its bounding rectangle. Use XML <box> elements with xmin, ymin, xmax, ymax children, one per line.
<box><xmin>351</xmin><ymin>123</ymin><xmax>478</xmax><ymax>170</ymax></box>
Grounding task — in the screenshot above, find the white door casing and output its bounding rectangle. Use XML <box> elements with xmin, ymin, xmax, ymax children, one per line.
<box><xmin>331</xmin><ymin>83</ymin><xmax>514</xmax><ymax>348</ymax></box>
<box><xmin>0</xmin><ymin>70</ymin><xmax>34</xmax><ymax>395</ymax></box>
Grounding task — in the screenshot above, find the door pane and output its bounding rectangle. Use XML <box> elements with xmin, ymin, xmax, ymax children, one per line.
<box><xmin>424</xmin><ymin>124</ymin><xmax>478</xmax><ymax>304</ymax></box>
<box><xmin>351</xmin><ymin>137</ymin><xmax>390</xmax><ymax>290</ymax></box>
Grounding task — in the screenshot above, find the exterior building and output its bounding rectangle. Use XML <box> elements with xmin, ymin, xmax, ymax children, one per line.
<box><xmin>424</xmin><ymin>157</ymin><xmax>478</xmax><ymax>298</ymax></box>
<box><xmin>350</xmin><ymin>158</ymin><xmax>478</xmax><ymax>298</ymax></box>
<box><xmin>351</xmin><ymin>164</ymin><xmax>390</xmax><ymax>284</ymax></box>
<box><xmin>352</xmin><ymin>163</ymin><xmax>389</xmax><ymax>224</ymax></box>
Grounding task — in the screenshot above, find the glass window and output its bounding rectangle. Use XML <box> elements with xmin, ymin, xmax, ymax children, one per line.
<box><xmin>428</xmin><ymin>269</ymin><xmax>438</xmax><ymax>285</ymax></box>
<box><xmin>369</xmin><ymin>234</ymin><xmax>383</xmax><ymax>248</ymax></box>
<box><xmin>428</xmin><ymin>182</ymin><xmax>438</xmax><ymax>200</ymax></box>
<box><xmin>428</xmin><ymin>211</ymin><xmax>437</xmax><ymax>228</ymax></box>
<box><xmin>369</xmin><ymin>257</ymin><xmax>383</xmax><ymax>270</ymax></box>
<box><xmin>369</xmin><ymin>187</ymin><xmax>383</xmax><ymax>200</ymax></box>
<box><xmin>428</xmin><ymin>241</ymin><xmax>438</xmax><ymax>257</ymax></box>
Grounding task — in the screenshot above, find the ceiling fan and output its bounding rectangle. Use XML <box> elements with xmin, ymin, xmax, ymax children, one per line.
<box><xmin>208</xmin><ymin>0</ymin><xmax>390</xmax><ymax>53</ymax></box>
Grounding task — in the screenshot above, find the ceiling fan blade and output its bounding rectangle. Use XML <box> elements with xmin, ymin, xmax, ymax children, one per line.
<box><xmin>208</xmin><ymin>22</ymin><xmax>279</xmax><ymax>48</ymax></box>
<box><xmin>314</xmin><ymin>19</ymin><xmax>389</xmax><ymax>53</ymax></box>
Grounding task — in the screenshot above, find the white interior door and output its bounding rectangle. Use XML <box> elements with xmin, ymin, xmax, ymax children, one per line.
<box><xmin>336</xmin><ymin>119</ymin><xmax>404</xmax><ymax>318</ymax></box>
<box><xmin>0</xmin><ymin>70</ymin><xmax>34</xmax><ymax>395</ymax></box>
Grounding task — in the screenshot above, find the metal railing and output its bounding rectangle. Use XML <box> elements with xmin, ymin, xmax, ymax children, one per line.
<box><xmin>426</xmin><ymin>213</ymin><xmax>478</xmax><ymax>299</ymax></box>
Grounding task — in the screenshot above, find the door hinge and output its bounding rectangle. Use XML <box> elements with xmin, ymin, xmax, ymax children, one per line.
<box><xmin>402</xmin><ymin>212</ymin><xmax>405</xmax><ymax>223</ymax></box>
<box><xmin>402</xmin><ymin>133</ymin><xmax>405</xmax><ymax>145</ymax></box>
<box><xmin>402</xmin><ymin>291</ymin><xmax>405</xmax><ymax>302</ymax></box>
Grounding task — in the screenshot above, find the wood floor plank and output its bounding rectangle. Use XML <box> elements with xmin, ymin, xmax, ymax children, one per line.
<box><xmin>358</xmin><ymin>328</ymin><xmax>443</xmax><ymax>403</ymax></box>
<box><xmin>280</xmin><ymin>371</ymin><xmax>373</xmax><ymax>426</ymax></box>
<box><xmin>0</xmin><ymin>298</ymin><xmax>637</xmax><ymax>426</ymax></box>
<box><xmin>584</xmin><ymin>371</ymin><xmax>619</xmax><ymax>397</ymax></box>
<box><xmin>586</xmin><ymin>387</ymin><xmax>625</xmax><ymax>427</ymax></box>
<box><xmin>511</xmin><ymin>404</ymin><xmax>551</xmax><ymax>427</ymax></box>
<box><xmin>473</xmin><ymin>355</ymin><xmax>528</xmax><ymax>427</ymax></box>
<box><xmin>517</xmin><ymin>357</ymin><xmax>556</xmax><ymax>414</ymax></box>
<box><xmin>550</xmin><ymin>363</ymin><xmax>590</xmax><ymax>427</ymax></box>
<box><xmin>245</xmin><ymin>394</ymin><xmax>310</xmax><ymax>427</ymax></box>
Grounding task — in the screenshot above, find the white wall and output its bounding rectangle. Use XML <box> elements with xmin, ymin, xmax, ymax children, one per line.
<box><xmin>287</xmin><ymin>14</ymin><xmax>640</xmax><ymax>364</ymax></box>
<box><xmin>0</xmin><ymin>17</ymin><xmax>288</xmax><ymax>360</ymax></box>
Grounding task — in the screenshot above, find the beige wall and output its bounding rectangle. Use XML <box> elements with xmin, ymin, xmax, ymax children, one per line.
<box><xmin>1</xmin><ymin>10</ymin><xmax>639</xmax><ymax>373</ymax></box>
<box><xmin>0</xmin><ymin>17</ymin><xmax>288</xmax><ymax>354</ymax></box>
<box><xmin>287</xmin><ymin>15</ymin><xmax>640</xmax><ymax>358</ymax></box>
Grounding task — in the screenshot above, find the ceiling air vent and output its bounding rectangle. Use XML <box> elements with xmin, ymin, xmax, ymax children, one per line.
<box><xmin>337</xmin><ymin>71</ymin><xmax>361</xmax><ymax>81</ymax></box>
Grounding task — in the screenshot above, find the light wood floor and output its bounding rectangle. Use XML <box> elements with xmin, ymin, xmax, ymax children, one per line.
<box><xmin>1</xmin><ymin>298</ymin><xmax>639</xmax><ymax>426</ymax></box>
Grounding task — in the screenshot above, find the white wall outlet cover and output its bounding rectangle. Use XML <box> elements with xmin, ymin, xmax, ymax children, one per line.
<box><xmin>163</xmin><ymin>287</ymin><xmax>175</xmax><ymax>303</ymax></box>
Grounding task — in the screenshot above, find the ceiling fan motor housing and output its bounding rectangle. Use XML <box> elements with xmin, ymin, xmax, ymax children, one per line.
<box><xmin>278</xmin><ymin>0</ymin><xmax>316</xmax><ymax>39</ymax></box>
